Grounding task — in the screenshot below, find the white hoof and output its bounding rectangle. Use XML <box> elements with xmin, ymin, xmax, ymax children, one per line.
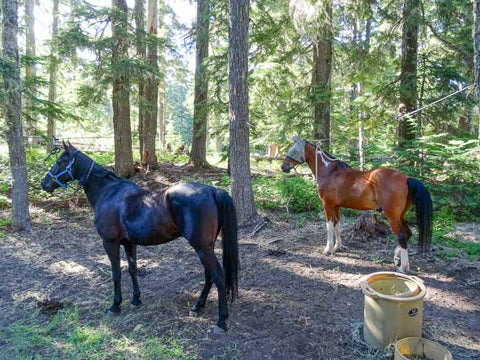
<box><xmin>323</xmin><ymin>248</ymin><xmax>334</xmax><ymax>256</ymax></box>
<box><xmin>189</xmin><ymin>310</ymin><xmax>199</xmax><ymax>318</ymax></box>
<box><xmin>396</xmin><ymin>266</ymin><xmax>409</xmax><ymax>274</ymax></box>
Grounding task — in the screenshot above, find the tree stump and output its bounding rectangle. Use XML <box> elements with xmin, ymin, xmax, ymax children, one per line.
<box><xmin>350</xmin><ymin>210</ymin><xmax>390</xmax><ymax>242</ymax></box>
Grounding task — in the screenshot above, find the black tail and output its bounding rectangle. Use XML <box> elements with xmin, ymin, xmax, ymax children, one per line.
<box><xmin>407</xmin><ymin>177</ymin><xmax>433</xmax><ymax>255</ymax></box>
<box><xmin>215</xmin><ymin>189</ymin><xmax>239</xmax><ymax>302</ymax></box>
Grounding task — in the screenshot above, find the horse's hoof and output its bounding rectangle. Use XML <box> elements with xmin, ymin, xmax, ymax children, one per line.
<box><xmin>106</xmin><ymin>308</ymin><xmax>121</xmax><ymax>317</ymax></box>
<box><xmin>322</xmin><ymin>249</ymin><xmax>334</xmax><ymax>256</ymax></box>
<box><xmin>131</xmin><ymin>298</ymin><xmax>142</xmax><ymax>307</ymax></box>
<box><xmin>189</xmin><ymin>310</ymin><xmax>199</xmax><ymax>318</ymax></box>
<box><xmin>208</xmin><ymin>326</ymin><xmax>227</xmax><ymax>338</ymax></box>
<box><xmin>396</xmin><ymin>267</ymin><xmax>409</xmax><ymax>274</ymax></box>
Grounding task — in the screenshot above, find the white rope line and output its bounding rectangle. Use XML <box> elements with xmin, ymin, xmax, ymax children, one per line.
<box><xmin>314</xmin><ymin>84</ymin><xmax>475</xmax><ymax>144</ymax></box>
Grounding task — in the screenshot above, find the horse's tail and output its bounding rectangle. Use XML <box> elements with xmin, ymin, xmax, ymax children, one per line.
<box><xmin>215</xmin><ymin>189</ymin><xmax>239</xmax><ymax>302</ymax></box>
<box><xmin>407</xmin><ymin>177</ymin><xmax>433</xmax><ymax>255</ymax></box>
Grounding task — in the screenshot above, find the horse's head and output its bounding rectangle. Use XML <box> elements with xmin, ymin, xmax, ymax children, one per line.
<box><xmin>281</xmin><ymin>136</ymin><xmax>306</xmax><ymax>173</ymax></box>
<box><xmin>41</xmin><ymin>141</ymin><xmax>78</xmax><ymax>193</ymax></box>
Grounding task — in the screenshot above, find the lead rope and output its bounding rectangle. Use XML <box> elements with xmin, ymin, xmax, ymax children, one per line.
<box><xmin>315</xmin><ymin>142</ymin><xmax>319</xmax><ymax>191</ymax></box>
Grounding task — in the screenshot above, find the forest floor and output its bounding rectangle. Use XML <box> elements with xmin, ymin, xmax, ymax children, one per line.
<box><xmin>0</xmin><ymin>163</ymin><xmax>479</xmax><ymax>359</ymax></box>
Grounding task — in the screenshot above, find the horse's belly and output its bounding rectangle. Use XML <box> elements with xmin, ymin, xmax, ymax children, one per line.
<box><xmin>127</xmin><ymin>229</ymin><xmax>178</xmax><ymax>246</ymax></box>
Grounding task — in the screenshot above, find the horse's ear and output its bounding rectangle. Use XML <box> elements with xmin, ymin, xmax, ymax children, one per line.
<box><xmin>292</xmin><ymin>136</ymin><xmax>301</xmax><ymax>143</ymax></box>
<box><xmin>62</xmin><ymin>140</ymin><xmax>68</xmax><ymax>150</ymax></box>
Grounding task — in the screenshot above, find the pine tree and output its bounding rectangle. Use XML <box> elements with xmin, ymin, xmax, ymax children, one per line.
<box><xmin>2</xmin><ymin>0</ymin><xmax>32</xmax><ymax>231</ymax></box>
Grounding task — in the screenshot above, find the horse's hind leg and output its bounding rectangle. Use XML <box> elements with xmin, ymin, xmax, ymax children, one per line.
<box><xmin>386</xmin><ymin>216</ymin><xmax>410</xmax><ymax>273</ymax></box>
<box><xmin>103</xmin><ymin>240</ymin><xmax>122</xmax><ymax>313</ymax></box>
<box><xmin>196</xmin><ymin>248</ymin><xmax>228</xmax><ymax>332</ymax></box>
<box><xmin>189</xmin><ymin>269</ymin><xmax>213</xmax><ymax>317</ymax></box>
<box><xmin>123</xmin><ymin>242</ymin><xmax>142</xmax><ymax>306</ymax></box>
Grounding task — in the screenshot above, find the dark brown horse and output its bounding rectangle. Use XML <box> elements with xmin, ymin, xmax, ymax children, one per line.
<box><xmin>41</xmin><ymin>142</ymin><xmax>238</xmax><ymax>333</ymax></box>
<box><xmin>281</xmin><ymin>137</ymin><xmax>432</xmax><ymax>273</ymax></box>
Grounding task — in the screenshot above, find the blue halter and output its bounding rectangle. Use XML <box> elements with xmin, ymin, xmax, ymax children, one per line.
<box><xmin>47</xmin><ymin>157</ymin><xmax>75</xmax><ymax>188</ymax></box>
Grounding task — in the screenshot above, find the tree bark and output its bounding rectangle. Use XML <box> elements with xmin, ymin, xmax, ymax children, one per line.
<box><xmin>3</xmin><ymin>0</ymin><xmax>32</xmax><ymax>231</ymax></box>
<box><xmin>112</xmin><ymin>0</ymin><xmax>134</xmax><ymax>177</ymax></box>
<box><xmin>142</xmin><ymin>0</ymin><xmax>159</xmax><ymax>167</ymax></box>
<box><xmin>190</xmin><ymin>0</ymin><xmax>210</xmax><ymax>167</ymax></box>
<box><xmin>47</xmin><ymin>0</ymin><xmax>59</xmax><ymax>150</ymax></box>
<box><xmin>475</xmin><ymin>0</ymin><xmax>480</xmax><ymax>172</ymax></box>
<box><xmin>228</xmin><ymin>0</ymin><xmax>258</xmax><ymax>227</ymax></box>
<box><xmin>158</xmin><ymin>0</ymin><xmax>166</xmax><ymax>151</ymax></box>
<box><xmin>312</xmin><ymin>0</ymin><xmax>332</xmax><ymax>151</ymax></box>
<box><xmin>25</xmin><ymin>0</ymin><xmax>36</xmax><ymax>135</ymax></box>
<box><xmin>135</xmin><ymin>0</ymin><xmax>146</xmax><ymax>159</ymax></box>
<box><xmin>475</xmin><ymin>0</ymin><xmax>480</xmax><ymax>128</ymax></box>
<box><xmin>398</xmin><ymin>0</ymin><xmax>420</xmax><ymax>147</ymax></box>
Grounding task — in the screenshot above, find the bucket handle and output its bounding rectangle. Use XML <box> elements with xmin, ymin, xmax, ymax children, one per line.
<box><xmin>361</xmin><ymin>280</ymin><xmax>379</xmax><ymax>299</ymax></box>
<box><xmin>409</xmin><ymin>275</ymin><xmax>424</xmax><ymax>285</ymax></box>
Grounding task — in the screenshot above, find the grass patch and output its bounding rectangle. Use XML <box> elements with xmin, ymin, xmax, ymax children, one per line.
<box><xmin>0</xmin><ymin>308</ymin><xmax>197</xmax><ymax>360</ymax></box>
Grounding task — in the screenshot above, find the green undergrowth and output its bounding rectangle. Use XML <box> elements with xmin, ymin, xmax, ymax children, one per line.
<box><xmin>185</xmin><ymin>173</ymin><xmax>322</xmax><ymax>213</ymax></box>
<box><xmin>0</xmin><ymin>308</ymin><xmax>196</xmax><ymax>360</ymax></box>
<box><xmin>432</xmin><ymin>207</ymin><xmax>480</xmax><ymax>261</ymax></box>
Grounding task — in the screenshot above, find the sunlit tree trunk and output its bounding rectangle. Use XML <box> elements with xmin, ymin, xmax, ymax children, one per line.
<box><xmin>228</xmin><ymin>0</ymin><xmax>258</xmax><ymax>227</ymax></box>
<box><xmin>312</xmin><ymin>0</ymin><xmax>332</xmax><ymax>151</ymax></box>
<box><xmin>47</xmin><ymin>0</ymin><xmax>59</xmax><ymax>150</ymax></box>
<box><xmin>190</xmin><ymin>0</ymin><xmax>209</xmax><ymax>167</ymax></box>
<box><xmin>143</xmin><ymin>0</ymin><xmax>159</xmax><ymax>167</ymax></box>
<box><xmin>112</xmin><ymin>0</ymin><xmax>134</xmax><ymax>177</ymax></box>
<box><xmin>3</xmin><ymin>0</ymin><xmax>32</xmax><ymax>231</ymax></box>
<box><xmin>398</xmin><ymin>0</ymin><xmax>420</xmax><ymax>147</ymax></box>
<box><xmin>25</xmin><ymin>0</ymin><xmax>36</xmax><ymax>135</ymax></box>
<box><xmin>135</xmin><ymin>0</ymin><xmax>146</xmax><ymax>159</ymax></box>
<box><xmin>475</xmin><ymin>0</ymin><xmax>480</xmax><ymax>170</ymax></box>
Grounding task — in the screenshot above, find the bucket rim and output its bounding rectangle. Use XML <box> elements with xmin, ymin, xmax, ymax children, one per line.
<box><xmin>394</xmin><ymin>337</ymin><xmax>452</xmax><ymax>360</ymax></box>
<box><xmin>360</xmin><ymin>271</ymin><xmax>426</xmax><ymax>302</ymax></box>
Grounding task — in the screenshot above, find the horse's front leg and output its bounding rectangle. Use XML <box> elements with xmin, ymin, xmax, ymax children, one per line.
<box><xmin>123</xmin><ymin>242</ymin><xmax>142</xmax><ymax>306</ymax></box>
<box><xmin>103</xmin><ymin>240</ymin><xmax>122</xmax><ymax>313</ymax></box>
<box><xmin>333</xmin><ymin>207</ymin><xmax>343</xmax><ymax>252</ymax></box>
<box><xmin>322</xmin><ymin>206</ymin><xmax>336</xmax><ymax>255</ymax></box>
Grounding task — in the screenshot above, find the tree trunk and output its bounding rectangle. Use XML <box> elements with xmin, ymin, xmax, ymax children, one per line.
<box><xmin>142</xmin><ymin>0</ymin><xmax>159</xmax><ymax>167</ymax></box>
<box><xmin>474</xmin><ymin>0</ymin><xmax>480</xmax><ymax>127</ymax></box>
<box><xmin>135</xmin><ymin>0</ymin><xmax>146</xmax><ymax>159</ymax></box>
<box><xmin>190</xmin><ymin>0</ymin><xmax>209</xmax><ymax>167</ymax></box>
<box><xmin>228</xmin><ymin>0</ymin><xmax>258</xmax><ymax>227</ymax></box>
<box><xmin>398</xmin><ymin>0</ymin><xmax>420</xmax><ymax>147</ymax></box>
<box><xmin>475</xmin><ymin>0</ymin><xmax>480</xmax><ymax>171</ymax></box>
<box><xmin>158</xmin><ymin>0</ymin><xmax>166</xmax><ymax>151</ymax></box>
<box><xmin>25</xmin><ymin>0</ymin><xmax>36</xmax><ymax>135</ymax></box>
<box><xmin>47</xmin><ymin>0</ymin><xmax>59</xmax><ymax>150</ymax></box>
<box><xmin>112</xmin><ymin>0</ymin><xmax>134</xmax><ymax>177</ymax></box>
<box><xmin>312</xmin><ymin>0</ymin><xmax>333</xmax><ymax>151</ymax></box>
<box><xmin>2</xmin><ymin>0</ymin><xmax>32</xmax><ymax>231</ymax></box>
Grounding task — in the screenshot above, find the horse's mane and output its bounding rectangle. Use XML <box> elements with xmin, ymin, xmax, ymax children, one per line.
<box><xmin>305</xmin><ymin>141</ymin><xmax>351</xmax><ymax>169</ymax></box>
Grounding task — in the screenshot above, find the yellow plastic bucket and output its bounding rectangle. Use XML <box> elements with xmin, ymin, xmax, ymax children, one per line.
<box><xmin>395</xmin><ymin>337</ymin><xmax>452</xmax><ymax>360</ymax></box>
<box><xmin>360</xmin><ymin>272</ymin><xmax>427</xmax><ymax>349</ymax></box>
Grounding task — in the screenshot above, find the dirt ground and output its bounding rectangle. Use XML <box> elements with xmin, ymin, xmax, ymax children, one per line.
<box><xmin>0</xmin><ymin>164</ymin><xmax>479</xmax><ymax>359</ymax></box>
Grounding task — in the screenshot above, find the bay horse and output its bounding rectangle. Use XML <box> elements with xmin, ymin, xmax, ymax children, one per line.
<box><xmin>281</xmin><ymin>136</ymin><xmax>432</xmax><ymax>273</ymax></box>
<box><xmin>41</xmin><ymin>142</ymin><xmax>238</xmax><ymax>333</ymax></box>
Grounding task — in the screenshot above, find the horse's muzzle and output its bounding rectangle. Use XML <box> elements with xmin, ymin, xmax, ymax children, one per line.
<box><xmin>41</xmin><ymin>176</ymin><xmax>55</xmax><ymax>193</ymax></box>
<box><xmin>281</xmin><ymin>163</ymin><xmax>292</xmax><ymax>173</ymax></box>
